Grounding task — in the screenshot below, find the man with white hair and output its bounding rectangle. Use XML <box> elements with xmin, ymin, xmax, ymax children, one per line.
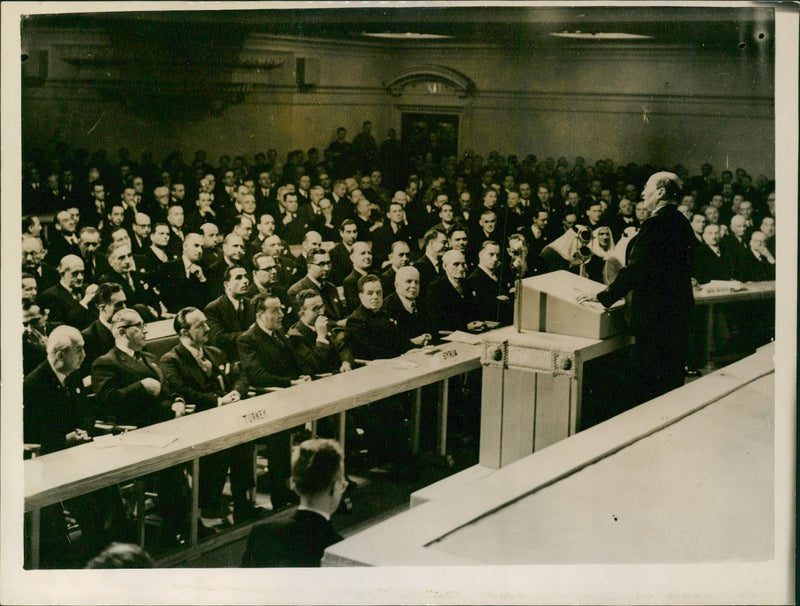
<box><xmin>47</xmin><ymin>209</ymin><xmax>82</xmax><ymax>266</ymax></box>
<box><xmin>425</xmin><ymin>249</ymin><xmax>474</xmax><ymax>336</ymax></box>
<box><xmin>39</xmin><ymin>254</ymin><xmax>97</xmax><ymax>329</ymax></box>
<box><xmin>25</xmin><ymin>325</ymin><xmax>130</xmax><ymax>566</ymax></box>
<box><xmin>579</xmin><ymin>171</ymin><xmax>696</xmax><ymax>406</ymax></box>
<box><xmin>382</xmin><ymin>265</ymin><xmax>432</xmax><ymax>344</ymax></box>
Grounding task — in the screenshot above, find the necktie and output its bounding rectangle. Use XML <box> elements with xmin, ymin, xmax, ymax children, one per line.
<box><xmin>135</xmin><ymin>351</ymin><xmax>158</xmax><ymax>378</ymax></box>
<box><xmin>125</xmin><ymin>273</ymin><xmax>136</xmax><ymax>291</ymax></box>
<box><xmin>410</xmin><ymin>301</ymin><xmax>417</xmax><ymax>315</ymax></box>
<box><xmin>197</xmin><ymin>351</ymin><xmax>213</xmax><ymax>376</ymax></box>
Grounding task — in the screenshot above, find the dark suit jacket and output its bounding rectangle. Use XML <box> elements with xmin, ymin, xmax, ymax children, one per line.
<box><xmin>380</xmin><ymin>266</ymin><xmax>397</xmax><ymax>298</ymax></box>
<box><xmin>597</xmin><ymin>204</ymin><xmax>696</xmax><ymax>339</ymax></box>
<box><xmin>371</xmin><ymin>223</ymin><xmax>416</xmax><ymax>266</ymax></box>
<box><xmin>739</xmin><ymin>251</ymin><xmax>775</xmax><ymax>282</ymax></box>
<box><xmin>29</xmin><ymin>263</ymin><xmax>60</xmax><ymax>294</ymax></box>
<box><xmin>237</xmin><ymin>324</ymin><xmax>300</xmax><ymax>388</ymax></box>
<box><xmin>692</xmin><ymin>244</ymin><xmax>735</xmax><ymax>284</ymax></box>
<box><xmin>98</xmin><ymin>269</ymin><xmax>163</xmax><ymax>313</ymax></box>
<box><xmin>39</xmin><ymin>282</ymin><xmax>95</xmax><ymax>329</ymax></box>
<box><xmin>91</xmin><ymin>346</ymin><xmax>174</xmax><ymax>427</ymax></box>
<box><xmin>413</xmin><ymin>254</ymin><xmax>440</xmax><ymax>298</ymax></box>
<box><xmin>159</xmin><ymin>342</ymin><xmax>248</xmax><ymax>412</ymax></box>
<box><xmin>136</xmin><ymin>246</ymin><xmax>175</xmax><ymax>281</ymax></box>
<box><xmin>287</xmin><ymin>276</ymin><xmax>345</xmax><ymax>321</ymax></box>
<box><xmin>204</xmin><ymin>295</ymin><xmax>255</xmax><ymax>362</ymax></box>
<box><xmin>241</xmin><ymin>509</ymin><xmax>342</xmax><ymax>567</ymax></box>
<box><xmin>382</xmin><ymin>293</ymin><xmax>432</xmax><ymax>342</ymax></box>
<box><xmin>425</xmin><ymin>277</ymin><xmax>474</xmax><ymax>335</ymax></box>
<box><xmin>155</xmin><ymin>258</ymin><xmax>213</xmax><ymax>313</ymax></box>
<box><xmin>46</xmin><ymin>232</ymin><xmax>81</xmax><ymax>267</ymax></box>
<box><xmin>286</xmin><ymin>320</ymin><xmax>344</xmax><ymax>376</ymax></box>
<box><xmin>80</xmin><ymin>320</ymin><xmax>115</xmax><ymax>376</ymax></box>
<box><xmin>342</xmin><ymin>269</ymin><xmax>370</xmax><ymax>312</ymax></box>
<box><xmin>467</xmin><ymin>267</ymin><xmax>511</xmax><ymax>324</ymax></box>
<box><xmin>344</xmin><ymin>305</ymin><xmax>413</xmax><ymax>360</ymax></box>
<box><xmin>24</xmin><ymin>361</ymin><xmax>94</xmax><ymax>455</ymax></box>
<box><xmin>328</xmin><ymin>242</ymin><xmax>353</xmax><ymax>286</ymax></box>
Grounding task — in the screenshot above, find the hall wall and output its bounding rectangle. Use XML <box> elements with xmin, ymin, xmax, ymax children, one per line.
<box><xmin>21</xmin><ymin>26</ymin><xmax>774</xmax><ymax>176</ymax></box>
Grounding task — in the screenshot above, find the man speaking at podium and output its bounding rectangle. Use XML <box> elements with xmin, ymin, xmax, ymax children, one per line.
<box><xmin>578</xmin><ymin>172</ymin><xmax>696</xmax><ymax>406</ymax></box>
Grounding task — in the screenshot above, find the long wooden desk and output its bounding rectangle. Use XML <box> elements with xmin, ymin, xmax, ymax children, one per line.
<box><xmin>692</xmin><ymin>280</ymin><xmax>775</xmax><ymax>370</ymax></box>
<box><xmin>24</xmin><ymin>338</ymin><xmax>482</xmax><ymax>567</ymax></box>
<box><xmin>324</xmin><ymin>344</ymin><xmax>779</xmax><ymax>588</ymax></box>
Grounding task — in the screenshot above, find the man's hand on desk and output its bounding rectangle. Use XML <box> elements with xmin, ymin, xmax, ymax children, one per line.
<box><xmin>339</xmin><ymin>361</ymin><xmax>352</xmax><ymax>372</ymax></box>
<box><xmin>66</xmin><ymin>428</ymin><xmax>92</xmax><ymax>446</ymax></box>
<box><xmin>172</xmin><ymin>399</ymin><xmax>195</xmax><ymax>417</ymax></box>
<box><xmin>410</xmin><ymin>333</ymin><xmax>432</xmax><ymax>346</ymax></box>
<box><xmin>141</xmin><ymin>377</ymin><xmax>162</xmax><ymax>396</ymax></box>
<box><xmin>291</xmin><ymin>375</ymin><xmax>312</xmax><ymax>385</ymax></box>
<box><xmin>576</xmin><ymin>292</ymin><xmax>599</xmax><ymax>304</ymax></box>
<box><xmin>218</xmin><ymin>390</ymin><xmax>241</xmax><ymax>406</ymax></box>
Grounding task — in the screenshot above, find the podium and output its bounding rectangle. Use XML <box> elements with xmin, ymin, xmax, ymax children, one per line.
<box><xmin>481</xmin><ymin>272</ymin><xmax>632</xmax><ymax>468</ymax></box>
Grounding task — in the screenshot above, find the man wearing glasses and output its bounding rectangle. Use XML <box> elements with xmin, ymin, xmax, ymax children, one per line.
<box><xmin>39</xmin><ymin>254</ymin><xmax>97</xmax><ymax>330</ymax></box>
<box><xmin>92</xmin><ymin>308</ymin><xmax>193</xmax><ymax>545</ymax></box>
<box><xmin>288</xmin><ymin>250</ymin><xmax>346</xmax><ymax>325</ymax></box>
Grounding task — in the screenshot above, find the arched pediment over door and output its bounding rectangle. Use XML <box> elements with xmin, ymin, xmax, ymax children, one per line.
<box><xmin>383</xmin><ymin>65</ymin><xmax>477</xmax><ymax>99</ymax></box>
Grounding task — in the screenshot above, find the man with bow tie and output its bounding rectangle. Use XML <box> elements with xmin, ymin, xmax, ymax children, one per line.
<box><xmin>238</xmin><ymin>293</ymin><xmax>311</xmax><ymax>509</ymax></box>
<box><xmin>92</xmin><ymin>308</ymin><xmax>192</xmax><ymax>545</ymax></box>
<box><xmin>160</xmin><ymin>307</ymin><xmax>260</xmax><ymax>527</ymax></box>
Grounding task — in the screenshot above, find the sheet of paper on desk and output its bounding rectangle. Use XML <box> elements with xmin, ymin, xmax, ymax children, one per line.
<box><xmin>119</xmin><ymin>432</ymin><xmax>178</xmax><ymax>448</ymax></box>
<box><xmin>703</xmin><ymin>280</ymin><xmax>745</xmax><ymax>293</ymax></box>
<box><xmin>366</xmin><ymin>358</ymin><xmax>419</xmax><ymax>370</ymax></box>
<box><xmin>442</xmin><ymin>331</ymin><xmax>482</xmax><ymax>345</ymax></box>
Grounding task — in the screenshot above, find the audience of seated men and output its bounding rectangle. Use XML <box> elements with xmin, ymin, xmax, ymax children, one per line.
<box><xmin>159</xmin><ymin>307</ymin><xmax>260</xmax><ymax>527</ymax></box>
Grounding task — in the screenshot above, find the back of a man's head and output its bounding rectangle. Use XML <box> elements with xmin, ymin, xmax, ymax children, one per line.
<box><xmin>291</xmin><ymin>439</ymin><xmax>343</xmax><ymax>497</ymax></box>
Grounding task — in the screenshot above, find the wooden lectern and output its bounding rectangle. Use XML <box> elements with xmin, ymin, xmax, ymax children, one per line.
<box><xmin>480</xmin><ymin>272</ymin><xmax>632</xmax><ymax>468</ymax></box>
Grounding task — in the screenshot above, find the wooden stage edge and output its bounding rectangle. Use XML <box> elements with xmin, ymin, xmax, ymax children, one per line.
<box><xmin>323</xmin><ymin>342</ymin><xmax>776</xmax><ymax>567</ymax></box>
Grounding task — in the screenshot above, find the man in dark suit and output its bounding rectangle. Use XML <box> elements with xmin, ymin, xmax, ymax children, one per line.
<box><xmin>39</xmin><ymin>255</ymin><xmax>97</xmax><ymax>329</ymax></box>
<box><xmin>160</xmin><ymin>307</ymin><xmax>260</xmax><ymax>526</ymax></box>
<box><xmin>692</xmin><ymin>223</ymin><xmax>735</xmax><ymax>285</ymax></box>
<box><xmin>46</xmin><ymin>210</ymin><xmax>82</xmax><ymax>267</ymax></box>
<box><xmin>204</xmin><ymin>265</ymin><xmax>255</xmax><ymax>362</ymax></box>
<box><xmin>371</xmin><ymin>202</ymin><xmax>416</xmax><ymax>267</ymax></box>
<box><xmin>580</xmin><ymin>171</ymin><xmax>697</xmax><ymax>406</ymax></box>
<box><xmin>467</xmin><ymin>241</ymin><xmax>512</xmax><ymax>325</ymax></box>
<box><xmin>137</xmin><ymin>222</ymin><xmax>174</xmax><ymax>279</ymax></box>
<box><xmin>425</xmin><ymin>250</ymin><xmax>474</xmax><ymax>336</ymax></box>
<box><xmin>91</xmin><ymin>308</ymin><xmax>192</xmax><ymax>544</ymax></box>
<box><xmin>22</xmin><ymin>235</ymin><xmax>60</xmax><ymax>294</ymax></box>
<box><xmin>241</xmin><ymin>438</ymin><xmax>345</xmax><ymax>567</ymax></box>
<box><xmin>156</xmin><ymin>233</ymin><xmax>213</xmax><ymax>313</ymax></box>
<box><xmin>24</xmin><ymin>326</ymin><xmax>129</xmax><ymax>567</ymax></box>
<box><xmin>344</xmin><ymin>274</ymin><xmax>420</xmax><ymax>475</ymax></box>
<box><xmin>521</xmin><ymin>209</ymin><xmax>551</xmax><ymax>275</ymax></box>
<box><xmin>98</xmin><ymin>242</ymin><xmax>165</xmax><ymax>321</ymax></box>
<box><xmin>287</xmin><ymin>289</ymin><xmax>353</xmax><ymax>377</ymax></box>
<box><xmin>80</xmin><ymin>282</ymin><xmax>126</xmax><ymax>376</ymax></box>
<box><xmin>287</xmin><ymin>250</ymin><xmax>346</xmax><ymax>324</ymax></box>
<box><xmin>380</xmin><ymin>240</ymin><xmax>412</xmax><ymax>298</ymax></box>
<box><xmin>382</xmin><ymin>266</ymin><xmax>433</xmax><ymax>344</ymax></box>
<box><xmin>342</xmin><ymin>241</ymin><xmax>373</xmax><ymax>312</ymax></box>
<box><xmin>328</xmin><ymin>220</ymin><xmax>358</xmax><ymax>286</ymax></box>
<box><xmin>413</xmin><ymin>228</ymin><xmax>447</xmax><ymax>299</ymax></box>
<box><xmin>237</xmin><ymin>293</ymin><xmax>311</xmax><ymax>508</ymax></box>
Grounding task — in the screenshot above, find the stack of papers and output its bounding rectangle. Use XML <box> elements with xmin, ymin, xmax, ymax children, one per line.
<box><xmin>442</xmin><ymin>331</ymin><xmax>482</xmax><ymax>345</ymax></box>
